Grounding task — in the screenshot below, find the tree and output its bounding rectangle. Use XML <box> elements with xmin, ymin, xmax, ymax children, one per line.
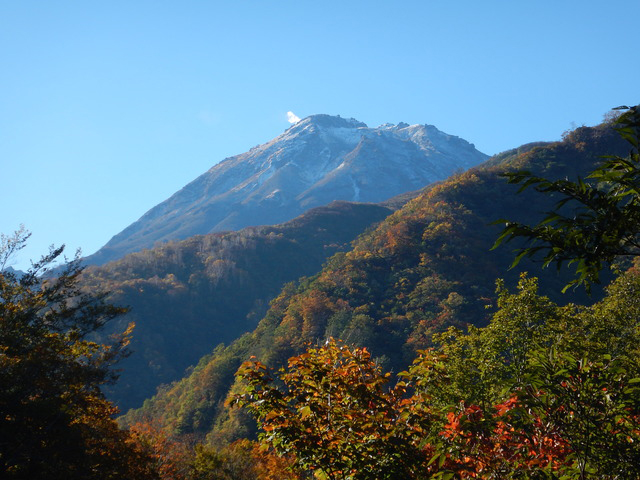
<box><xmin>232</xmin><ymin>339</ymin><xmax>426</xmax><ymax>480</ymax></box>
<box><xmin>189</xmin><ymin>439</ymin><xmax>298</xmax><ymax>480</ymax></box>
<box><xmin>234</xmin><ymin>272</ymin><xmax>640</xmax><ymax>479</ymax></box>
<box><xmin>0</xmin><ymin>228</ymin><xmax>156</xmax><ymax>479</ymax></box>
<box><xmin>493</xmin><ymin>105</ymin><xmax>640</xmax><ymax>291</ymax></box>
<box><xmin>425</xmin><ymin>272</ymin><xmax>640</xmax><ymax>479</ymax></box>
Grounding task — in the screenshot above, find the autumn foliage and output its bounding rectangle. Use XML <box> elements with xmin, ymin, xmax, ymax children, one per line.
<box><xmin>123</xmin><ymin>119</ymin><xmax>627</xmax><ymax>444</ymax></box>
<box><xmin>234</xmin><ymin>340</ymin><xmax>424</xmax><ymax>479</ymax></box>
<box><xmin>0</xmin><ymin>229</ymin><xmax>158</xmax><ymax>479</ymax></box>
<box><xmin>234</xmin><ymin>270</ymin><xmax>640</xmax><ymax>479</ymax></box>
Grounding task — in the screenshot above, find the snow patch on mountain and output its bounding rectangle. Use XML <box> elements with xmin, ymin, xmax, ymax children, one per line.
<box><xmin>86</xmin><ymin>114</ymin><xmax>490</xmax><ymax>265</ymax></box>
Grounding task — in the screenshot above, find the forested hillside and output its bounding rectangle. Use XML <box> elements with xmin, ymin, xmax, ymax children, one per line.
<box><xmin>80</xmin><ymin>201</ymin><xmax>393</xmax><ymax>411</ymax></box>
<box><xmin>231</xmin><ymin>106</ymin><xmax>640</xmax><ymax>479</ymax></box>
<box><xmin>122</xmin><ymin>118</ymin><xmax>629</xmax><ymax>445</ymax></box>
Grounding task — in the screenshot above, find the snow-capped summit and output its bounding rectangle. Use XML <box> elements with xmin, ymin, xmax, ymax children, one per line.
<box><xmin>293</xmin><ymin>114</ymin><xmax>367</xmax><ymax>130</ymax></box>
<box><xmin>86</xmin><ymin>114</ymin><xmax>489</xmax><ymax>265</ymax></box>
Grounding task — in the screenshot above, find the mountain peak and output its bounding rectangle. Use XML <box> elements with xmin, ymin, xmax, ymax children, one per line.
<box><xmin>377</xmin><ymin>121</ymin><xmax>413</xmax><ymax>131</ymax></box>
<box><xmin>295</xmin><ymin>114</ymin><xmax>368</xmax><ymax>130</ymax></box>
<box><xmin>85</xmin><ymin>115</ymin><xmax>489</xmax><ymax>265</ymax></box>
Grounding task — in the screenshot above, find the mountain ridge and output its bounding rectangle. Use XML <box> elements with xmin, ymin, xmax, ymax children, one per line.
<box><xmin>82</xmin><ymin>200</ymin><xmax>395</xmax><ymax>411</ymax></box>
<box><xmin>86</xmin><ymin>115</ymin><xmax>488</xmax><ymax>265</ymax></box>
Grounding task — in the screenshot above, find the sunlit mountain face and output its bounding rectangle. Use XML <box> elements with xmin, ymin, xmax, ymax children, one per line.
<box><xmin>86</xmin><ymin>114</ymin><xmax>488</xmax><ymax>265</ymax></box>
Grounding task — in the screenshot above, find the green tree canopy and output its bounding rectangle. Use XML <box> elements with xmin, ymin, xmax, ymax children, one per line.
<box><xmin>494</xmin><ymin>105</ymin><xmax>640</xmax><ymax>291</ymax></box>
<box><xmin>234</xmin><ymin>271</ymin><xmax>640</xmax><ymax>479</ymax></box>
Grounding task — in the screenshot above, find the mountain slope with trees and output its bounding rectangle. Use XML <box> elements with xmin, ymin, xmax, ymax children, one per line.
<box><xmin>122</xmin><ymin>115</ymin><xmax>630</xmax><ymax>444</ymax></box>
<box><xmin>235</xmin><ymin>267</ymin><xmax>640</xmax><ymax>479</ymax></box>
<box><xmin>80</xmin><ymin>201</ymin><xmax>394</xmax><ymax>411</ymax></box>
<box><xmin>232</xmin><ymin>106</ymin><xmax>640</xmax><ymax>479</ymax></box>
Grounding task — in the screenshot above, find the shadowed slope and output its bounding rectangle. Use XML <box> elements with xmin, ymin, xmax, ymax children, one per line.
<box><xmin>81</xmin><ymin>201</ymin><xmax>394</xmax><ymax>411</ymax></box>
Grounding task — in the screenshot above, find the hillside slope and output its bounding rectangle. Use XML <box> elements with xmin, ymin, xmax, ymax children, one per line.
<box><xmin>121</xmin><ymin>120</ymin><xmax>628</xmax><ymax>443</ymax></box>
<box><xmin>81</xmin><ymin>201</ymin><xmax>393</xmax><ymax>411</ymax></box>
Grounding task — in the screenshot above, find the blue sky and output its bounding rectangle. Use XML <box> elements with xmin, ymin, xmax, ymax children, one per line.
<box><xmin>2</xmin><ymin>1</ymin><xmax>639</xmax><ymax>270</ymax></box>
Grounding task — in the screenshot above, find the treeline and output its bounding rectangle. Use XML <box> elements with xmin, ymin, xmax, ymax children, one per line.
<box><xmin>237</xmin><ymin>271</ymin><xmax>640</xmax><ymax>478</ymax></box>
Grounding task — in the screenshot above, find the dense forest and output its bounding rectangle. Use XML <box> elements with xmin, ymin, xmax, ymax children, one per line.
<box><xmin>2</xmin><ymin>107</ymin><xmax>639</xmax><ymax>479</ymax></box>
<box><xmin>81</xmin><ymin>201</ymin><xmax>393</xmax><ymax>411</ymax></box>
<box><xmin>230</xmin><ymin>107</ymin><xmax>640</xmax><ymax>479</ymax></box>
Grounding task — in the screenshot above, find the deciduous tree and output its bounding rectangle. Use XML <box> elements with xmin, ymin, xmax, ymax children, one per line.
<box><xmin>494</xmin><ymin>105</ymin><xmax>640</xmax><ymax>291</ymax></box>
<box><xmin>233</xmin><ymin>339</ymin><xmax>426</xmax><ymax>480</ymax></box>
<box><xmin>0</xmin><ymin>228</ymin><xmax>156</xmax><ymax>479</ymax></box>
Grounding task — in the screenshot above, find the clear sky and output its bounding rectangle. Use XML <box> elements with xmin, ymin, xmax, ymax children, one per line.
<box><xmin>2</xmin><ymin>1</ymin><xmax>638</xmax><ymax>270</ymax></box>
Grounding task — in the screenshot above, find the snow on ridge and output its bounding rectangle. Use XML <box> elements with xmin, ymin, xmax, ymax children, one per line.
<box><xmin>90</xmin><ymin>112</ymin><xmax>489</xmax><ymax>265</ymax></box>
<box><xmin>319</xmin><ymin>126</ymin><xmax>366</xmax><ymax>146</ymax></box>
<box><xmin>350</xmin><ymin>176</ymin><xmax>360</xmax><ymax>201</ymax></box>
<box><xmin>201</xmin><ymin>116</ymin><xmax>483</xmax><ymax>202</ymax></box>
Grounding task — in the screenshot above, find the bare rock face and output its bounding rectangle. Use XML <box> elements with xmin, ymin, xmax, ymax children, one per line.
<box><xmin>87</xmin><ymin>114</ymin><xmax>488</xmax><ymax>265</ymax></box>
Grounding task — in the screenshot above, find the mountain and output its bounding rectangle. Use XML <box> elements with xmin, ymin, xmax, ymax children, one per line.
<box><xmin>120</xmin><ymin>119</ymin><xmax>629</xmax><ymax>442</ymax></box>
<box><xmin>87</xmin><ymin>115</ymin><xmax>488</xmax><ymax>265</ymax></box>
<box><xmin>1</xmin><ymin>266</ymin><xmax>25</xmax><ymax>277</ymax></box>
<box><xmin>81</xmin><ymin>201</ymin><xmax>394</xmax><ymax>411</ymax></box>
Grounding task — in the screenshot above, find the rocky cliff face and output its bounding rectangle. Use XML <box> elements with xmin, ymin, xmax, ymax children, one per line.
<box><xmin>87</xmin><ymin>114</ymin><xmax>488</xmax><ymax>265</ymax></box>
